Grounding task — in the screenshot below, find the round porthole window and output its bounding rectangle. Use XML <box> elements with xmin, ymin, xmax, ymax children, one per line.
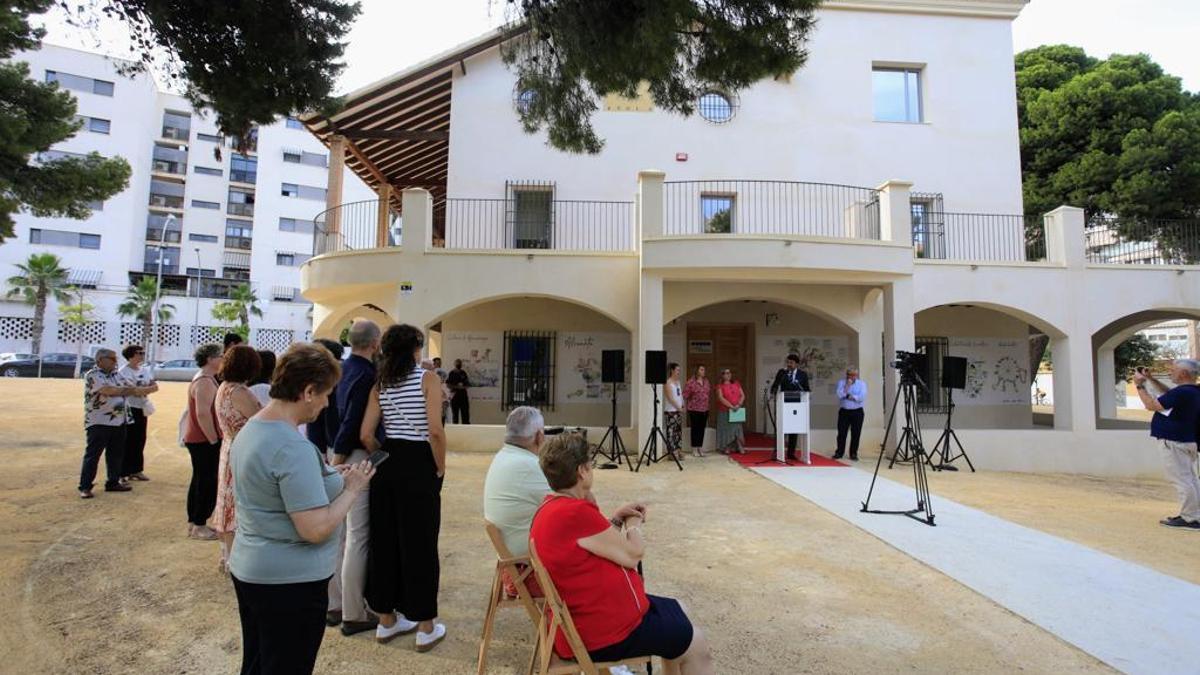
<box><xmin>514</xmin><ymin>87</ymin><xmax>537</xmax><ymax>115</ymax></box>
<box><xmin>697</xmin><ymin>91</ymin><xmax>736</xmax><ymax>123</ymax></box>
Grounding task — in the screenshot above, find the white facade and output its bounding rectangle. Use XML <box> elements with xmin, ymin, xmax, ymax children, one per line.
<box><xmin>0</xmin><ymin>44</ymin><xmax>372</xmax><ymax>361</ymax></box>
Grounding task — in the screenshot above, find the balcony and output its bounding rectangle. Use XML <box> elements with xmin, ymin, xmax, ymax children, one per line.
<box><xmin>910</xmin><ymin>212</ymin><xmax>1047</xmax><ymax>263</ymax></box>
<box><xmin>312</xmin><ymin>199</ymin><xmax>400</xmax><ymax>256</ymax></box>
<box><xmin>160</xmin><ymin>125</ymin><xmax>188</xmax><ymax>141</ymax></box>
<box><xmin>1085</xmin><ymin>217</ymin><xmax>1200</xmax><ymax>265</ymax></box>
<box><xmin>227</xmin><ymin>203</ymin><xmax>255</xmax><ymax>218</ymax></box>
<box><xmin>149</xmin><ymin>194</ymin><xmax>184</xmax><ymax>210</ymax></box>
<box><xmin>442</xmin><ymin>197</ymin><xmax>633</xmax><ymax>251</ymax></box>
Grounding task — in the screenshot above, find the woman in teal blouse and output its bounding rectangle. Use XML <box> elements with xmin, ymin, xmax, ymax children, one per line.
<box><xmin>228</xmin><ymin>343</ymin><xmax>375</xmax><ymax>675</ymax></box>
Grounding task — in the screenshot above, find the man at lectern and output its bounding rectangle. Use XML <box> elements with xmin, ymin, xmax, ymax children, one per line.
<box><xmin>770</xmin><ymin>354</ymin><xmax>810</xmax><ymax>460</ymax></box>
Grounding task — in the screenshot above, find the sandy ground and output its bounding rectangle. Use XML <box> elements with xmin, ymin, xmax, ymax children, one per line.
<box><xmin>0</xmin><ymin>379</ymin><xmax>1125</xmax><ymax>674</ymax></box>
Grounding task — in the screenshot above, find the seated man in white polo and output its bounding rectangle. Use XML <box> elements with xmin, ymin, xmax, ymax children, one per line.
<box><xmin>483</xmin><ymin>406</ymin><xmax>550</xmax><ymax>596</ymax></box>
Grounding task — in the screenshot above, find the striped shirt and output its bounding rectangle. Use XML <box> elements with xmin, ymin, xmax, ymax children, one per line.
<box><xmin>379</xmin><ymin>367</ymin><xmax>429</xmax><ymax>441</ymax></box>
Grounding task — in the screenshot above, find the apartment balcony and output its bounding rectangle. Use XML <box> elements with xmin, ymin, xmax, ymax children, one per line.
<box><xmin>227</xmin><ymin>203</ymin><xmax>255</xmax><ymax>218</ymax></box>
<box><xmin>160</xmin><ymin>125</ymin><xmax>188</xmax><ymax>141</ymax></box>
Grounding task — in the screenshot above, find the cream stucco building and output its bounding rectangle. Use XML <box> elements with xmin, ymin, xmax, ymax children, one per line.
<box><xmin>299</xmin><ymin>0</ymin><xmax>1200</xmax><ymax>476</ymax></box>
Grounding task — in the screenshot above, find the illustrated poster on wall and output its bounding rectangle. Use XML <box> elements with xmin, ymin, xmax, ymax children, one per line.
<box><xmin>442</xmin><ymin>332</ymin><xmax>502</xmax><ymax>402</ymax></box>
<box><xmin>557</xmin><ymin>333</ymin><xmax>631</xmax><ymax>404</ymax></box>
<box><xmin>948</xmin><ymin>337</ymin><xmax>1029</xmax><ymax>405</ymax></box>
<box><xmin>758</xmin><ymin>335</ymin><xmax>850</xmax><ymax>400</ymax></box>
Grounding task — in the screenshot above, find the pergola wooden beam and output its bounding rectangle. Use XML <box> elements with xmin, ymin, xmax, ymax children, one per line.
<box><xmin>340</xmin><ymin>128</ymin><xmax>450</xmax><ymax>142</ymax></box>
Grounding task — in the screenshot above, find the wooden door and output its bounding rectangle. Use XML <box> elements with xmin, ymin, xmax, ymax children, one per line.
<box><xmin>685</xmin><ymin>324</ymin><xmax>753</xmax><ymax>429</ymax></box>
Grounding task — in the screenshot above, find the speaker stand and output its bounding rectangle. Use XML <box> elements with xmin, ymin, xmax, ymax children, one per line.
<box><xmin>635</xmin><ymin>384</ymin><xmax>683</xmax><ymax>472</ymax></box>
<box><xmin>591</xmin><ymin>384</ymin><xmax>631</xmax><ymax>471</ymax></box>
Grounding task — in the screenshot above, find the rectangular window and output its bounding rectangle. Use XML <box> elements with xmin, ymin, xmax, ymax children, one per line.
<box><xmin>194</xmin><ymin>166</ymin><xmax>222</xmax><ymax>176</ymax></box>
<box><xmin>225</xmin><ymin>220</ymin><xmax>253</xmax><ymax>249</ymax></box>
<box><xmin>152</xmin><ymin>144</ymin><xmax>189</xmax><ymax>175</ymax></box>
<box><xmin>700</xmin><ymin>194</ymin><xmax>734</xmax><ymax>233</ymax></box>
<box><xmin>281</xmin><ymin>182</ymin><xmax>326</xmax><ymax>200</ymax></box>
<box><xmin>273</xmin><ymin>287</ymin><xmax>298</xmax><ymax>301</ymax></box>
<box><xmin>86</xmin><ymin>200</ymin><xmax>103</xmax><ymax>211</ymax></box>
<box><xmin>276</xmin><ymin>253</ymin><xmax>295</xmax><ymax>266</ymax></box>
<box><xmin>281</xmin><ymin>183</ymin><xmax>298</xmax><ymax>197</ymax></box>
<box><xmin>77</xmin><ymin>116</ymin><xmax>111</xmax><ymax>134</ymax></box>
<box><xmin>79</xmin><ymin>234</ymin><xmax>101</xmax><ymax>249</ymax></box>
<box><xmin>282</xmin><ymin>149</ymin><xmax>327</xmax><ymax>167</ymax></box>
<box><xmin>188</xmin><ymin>233</ymin><xmax>218</xmax><ymax>243</ymax></box>
<box><xmin>279</xmin><ymin>217</ymin><xmax>296</xmax><ymax>232</ymax></box>
<box><xmin>185</xmin><ymin>267</ymin><xmax>217</xmax><ymax>277</ymax></box>
<box><xmin>873</xmin><ymin>67</ymin><xmax>923</xmax><ymax>123</ymax></box>
<box><xmin>161</xmin><ymin>111</ymin><xmax>192</xmax><ymax>140</ymax></box>
<box><xmin>230</xmin><ymin>153</ymin><xmax>258</xmax><ymax>183</ymax></box>
<box><xmin>502</xmin><ymin>331</ymin><xmax>556</xmax><ymax>410</ymax></box>
<box><xmin>29</xmin><ymin>228</ymin><xmax>102</xmax><ymax>249</ymax></box>
<box><xmin>227</xmin><ymin>187</ymin><xmax>256</xmax><ymax>216</ymax></box>
<box><xmin>196</xmin><ymin>133</ymin><xmax>223</xmax><ymax>143</ymax></box>
<box><xmin>910</xmin><ymin>193</ymin><xmax>945</xmax><ymax>259</ymax></box>
<box><xmin>38</xmin><ymin>149</ymin><xmax>86</xmax><ymax>163</ymax></box>
<box><xmin>915</xmin><ymin>336</ymin><xmax>948</xmax><ymax>413</ymax></box>
<box><xmin>285</xmin><ymin>116</ymin><xmax>304</xmax><ymax>129</ymax></box>
<box><xmin>46</xmin><ymin>70</ymin><xmax>114</xmax><ymax>96</ymax></box>
<box><xmin>143</xmin><ymin>245</ymin><xmax>181</xmax><ymax>274</ymax></box>
<box><xmin>507</xmin><ymin>183</ymin><xmax>554</xmax><ymax>249</ymax></box>
<box><xmin>191</xmin><ymin>200</ymin><xmax>218</xmax><ymax>210</ymax></box>
<box><xmin>149</xmin><ymin>179</ymin><xmax>185</xmax><ymax>209</ymax></box>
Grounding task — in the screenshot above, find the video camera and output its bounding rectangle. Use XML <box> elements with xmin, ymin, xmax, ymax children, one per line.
<box><xmin>889</xmin><ymin>349</ymin><xmax>928</xmax><ymax>390</ymax></box>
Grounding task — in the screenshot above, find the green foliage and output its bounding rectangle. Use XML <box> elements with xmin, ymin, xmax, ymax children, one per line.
<box><xmin>5</xmin><ymin>251</ymin><xmax>70</xmax><ymax>355</ymax></box>
<box><xmin>1114</xmin><ymin>334</ymin><xmax>1160</xmax><ymax>383</ymax></box>
<box><xmin>705</xmin><ymin>208</ymin><xmax>732</xmax><ymax>233</ymax></box>
<box><xmin>59</xmin><ymin>0</ymin><xmax>361</xmax><ymax>147</ymax></box>
<box><xmin>212</xmin><ymin>283</ymin><xmax>263</xmax><ymax>334</ymax></box>
<box><xmin>59</xmin><ymin>290</ymin><xmax>95</xmax><ymax>326</ymax></box>
<box><xmin>117</xmin><ymin>276</ymin><xmax>176</xmax><ymax>326</ymax></box>
<box><xmin>501</xmin><ymin>0</ymin><xmax>820</xmax><ymax>153</ymax></box>
<box><xmin>1016</xmin><ymin>45</ymin><xmax>1199</xmax><ymax>221</ymax></box>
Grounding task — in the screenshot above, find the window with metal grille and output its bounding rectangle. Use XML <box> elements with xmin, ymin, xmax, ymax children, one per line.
<box><xmin>697</xmin><ymin>91</ymin><xmax>737</xmax><ymax>123</ymax></box>
<box><xmin>910</xmin><ymin>192</ymin><xmax>945</xmax><ymax>259</ymax></box>
<box><xmin>502</xmin><ymin>331</ymin><xmax>555</xmax><ymax>410</ymax></box>
<box><xmin>506</xmin><ymin>181</ymin><xmax>554</xmax><ymax>249</ymax></box>
<box><xmin>915</xmin><ymin>336</ymin><xmax>949</xmax><ymax>413</ymax></box>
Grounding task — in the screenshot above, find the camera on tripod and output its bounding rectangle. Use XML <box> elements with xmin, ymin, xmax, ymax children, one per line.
<box><xmin>889</xmin><ymin>349</ymin><xmax>928</xmax><ymax>390</ymax></box>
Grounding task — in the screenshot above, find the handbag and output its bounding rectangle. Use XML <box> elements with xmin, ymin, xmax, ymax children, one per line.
<box><xmin>728</xmin><ymin>407</ymin><xmax>746</xmax><ymax>423</ymax></box>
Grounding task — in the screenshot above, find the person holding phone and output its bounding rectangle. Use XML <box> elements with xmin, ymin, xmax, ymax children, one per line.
<box><xmin>833</xmin><ymin>367</ymin><xmax>866</xmax><ymax>461</ymax></box>
<box><xmin>360</xmin><ymin>324</ymin><xmax>448</xmax><ymax>651</ymax></box>
<box><xmin>1133</xmin><ymin>360</ymin><xmax>1200</xmax><ymax>530</ymax></box>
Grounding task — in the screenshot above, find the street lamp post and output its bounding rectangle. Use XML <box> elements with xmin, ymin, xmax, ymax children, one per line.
<box><xmin>148</xmin><ymin>213</ymin><xmax>177</xmax><ymax>364</ymax></box>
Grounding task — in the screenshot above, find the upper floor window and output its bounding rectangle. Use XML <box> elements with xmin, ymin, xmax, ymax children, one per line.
<box><xmin>278</xmin><ymin>217</ymin><xmax>314</xmax><ymax>234</ymax></box>
<box><xmin>701</xmin><ymin>194</ymin><xmax>734</xmax><ymax>233</ymax></box>
<box><xmin>228</xmin><ymin>187</ymin><xmax>256</xmax><ymax>217</ymax></box>
<box><xmin>507</xmin><ymin>182</ymin><xmax>554</xmax><ymax>249</ymax></box>
<box><xmin>162</xmin><ymin>111</ymin><xmax>192</xmax><ymax>140</ymax></box>
<box><xmin>697</xmin><ymin>91</ymin><xmax>736</xmax><ymax>124</ymax></box>
<box><xmin>189</xmin><ymin>233</ymin><xmax>218</xmax><ymax>243</ymax></box>
<box><xmin>196</xmin><ymin>132</ymin><xmax>223</xmax><ymax>143</ymax></box>
<box><xmin>192</xmin><ymin>199</ymin><xmax>220</xmax><ymax>210</ymax></box>
<box><xmin>230</xmin><ymin>153</ymin><xmax>257</xmax><ymax>183</ymax></box>
<box><xmin>76</xmin><ymin>115</ymin><xmax>111</xmax><ymax>134</ymax></box>
<box><xmin>194</xmin><ymin>166</ymin><xmax>222</xmax><ymax>176</ymax></box>
<box><xmin>285</xmin><ymin>116</ymin><xmax>304</xmax><ymax>129</ymax></box>
<box><xmin>30</xmin><ymin>228</ymin><xmax>101</xmax><ymax>249</ymax></box>
<box><xmin>281</xmin><ymin>182</ymin><xmax>326</xmax><ymax>201</ymax></box>
<box><xmin>873</xmin><ymin>67</ymin><xmax>923</xmax><ymax>123</ymax></box>
<box><xmin>46</xmin><ymin>70</ymin><xmax>114</xmax><ymax>96</ymax></box>
<box><xmin>282</xmin><ymin>149</ymin><xmax>327</xmax><ymax>167</ymax></box>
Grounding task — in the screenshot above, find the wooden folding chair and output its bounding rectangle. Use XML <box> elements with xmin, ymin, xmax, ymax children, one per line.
<box><xmin>528</xmin><ymin>540</ymin><xmax>652</xmax><ymax>675</ymax></box>
<box><xmin>478</xmin><ymin>521</ymin><xmax>543</xmax><ymax>675</ymax></box>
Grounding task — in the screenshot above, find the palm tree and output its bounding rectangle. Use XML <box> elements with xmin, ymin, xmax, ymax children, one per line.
<box><xmin>212</xmin><ymin>283</ymin><xmax>263</xmax><ymax>340</ymax></box>
<box><xmin>117</xmin><ymin>276</ymin><xmax>176</xmax><ymax>345</ymax></box>
<box><xmin>5</xmin><ymin>253</ymin><xmax>72</xmax><ymax>358</ymax></box>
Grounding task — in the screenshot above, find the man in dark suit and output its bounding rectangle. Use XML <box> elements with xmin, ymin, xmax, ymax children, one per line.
<box><xmin>770</xmin><ymin>353</ymin><xmax>810</xmax><ymax>460</ymax></box>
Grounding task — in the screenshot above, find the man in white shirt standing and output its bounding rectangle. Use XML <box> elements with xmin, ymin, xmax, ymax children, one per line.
<box><xmin>833</xmin><ymin>367</ymin><xmax>866</xmax><ymax>461</ymax></box>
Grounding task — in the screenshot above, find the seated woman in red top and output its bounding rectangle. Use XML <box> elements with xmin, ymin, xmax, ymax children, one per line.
<box><xmin>529</xmin><ymin>433</ymin><xmax>714</xmax><ymax>674</ymax></box>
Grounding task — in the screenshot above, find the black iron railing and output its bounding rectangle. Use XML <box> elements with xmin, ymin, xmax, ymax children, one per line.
<box><xmin>914</xmin><ymin>212</ymin><xmax>1046</xmax><ymax>262</ymax></box>
<box><xmin>442</xmin><ymin>198</ymin><xmax>633</xmax><ymax>251</ymax></box>
<box><xmin>1085</xmin><ymin>217</ymin><xmax>1200</xmax><ymax>265</ymax></box>
<box><xmin>312</xmin><ymin>200</ymin><xmax>400</xmax><ymax>256</ymax></box>
<box><xmin>662</xmin><ymin>180</ymin><xmax>881</xmax><ymax>239</ymax></box>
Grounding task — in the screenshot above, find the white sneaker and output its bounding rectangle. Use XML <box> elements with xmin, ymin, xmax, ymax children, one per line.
<box><xmin>375</xmin><ymin>615</ymin><xmax>419</xmax><ymax>643</ymax></box>
<box><xmin>609</xmin><ymin>667</ymin><xmax>637</xmax><ymax>675</ymax></box>
<box><xmin>415</xmin><ymin>622</ymin><xmax>446</xmax><ymax>652</ymax></box>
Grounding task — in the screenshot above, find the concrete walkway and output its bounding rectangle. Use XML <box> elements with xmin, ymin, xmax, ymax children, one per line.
<box><xmin>755</xmin><ymin>465</ymin><xmax>1200</xmax><ymax>675</ymax></box>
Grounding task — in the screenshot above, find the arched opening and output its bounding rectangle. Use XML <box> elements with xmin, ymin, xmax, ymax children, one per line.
<box><xmin>434</xmin><ymin>296</ymin><xmax>632</xmax><ymax>427</ymax></box>
<box><xmin>915</xmin><ymin>303</ymin><xmax>1065</xmax><ymax>429</ymax></box>
<box><xmin>314</xmin><ymin>303</ymin><xmax>396</xmax><ymax>341</ymax></box>
<box><xmin>1093</xmin><ymin>309</ymin><xmax>1200</xmax><ymax>429</ymax></box>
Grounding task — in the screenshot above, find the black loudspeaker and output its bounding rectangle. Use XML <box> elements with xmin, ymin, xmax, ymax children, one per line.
<box><xmin>601</xmin><ymin>350</ymin><xmax>625</xmax><ymax>384</ymax></box>
<box><xmin>942</xmin><ymin>356</ymin><xmax>968</xmax><ymax>390</ymax></box>
<box><xmin>644</xmin><ymin>350</ymin><xmax>668</xmax><ymax>385</ymax></box>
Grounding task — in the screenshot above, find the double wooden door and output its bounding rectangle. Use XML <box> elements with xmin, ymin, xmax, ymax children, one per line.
<box><xmin>685</xmin><ymin>324</ymin><xmax>754</xmax><ymax>430</ymax></box>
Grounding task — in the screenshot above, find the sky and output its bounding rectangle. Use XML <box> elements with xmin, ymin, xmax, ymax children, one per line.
<box><xmin>33</xmin><ymin>0</ymin><xmax>1200</xmax><ymax>94</ymax></box>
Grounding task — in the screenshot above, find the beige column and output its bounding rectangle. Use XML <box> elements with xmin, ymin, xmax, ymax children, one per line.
<box><xmin>1050</xmin><ymin>334</ymin><xmax>1097</xmax><ymax>432</ymax></box>
<box><xmin>1095</xmin><ymin>344</ymin><xmax>1119</xmax><ymax>419</ymax></box>
<box><xmin>882</xmin><ymin>277</ymin><xmax>915</xmax><ymax>449</ymax></box>
<box><xmin>875</xmin><ymin>179</ymin><xmax>914</xmax><ymax>244</ymax></box>
<box><xmin>1043</xmin><ymin>206</ymin><xmax>1086</xmax><ymax>266</ymax></box>
<box><xmin>326</xmin><ymin>135</ymin><xmax>347</xmax><ymax>236</ymax></box>
<box><xmin>401</xmin><ymin>188</ymin><xmax>433</xmax><ymax>252</ymax></box>
<box><xmin>375</xmin><ymin>183</ymin><xmax>394</xmax><ymax>248</ymax></box>
<box><xmin>637</xmin><ymin>170</ymin><xmax>666</xmax><ymax>242</ymax></box>
<box><xmin>634</xmin><ymin>272</ymin><xmax>664</xmax><ymax>452</ymax></box>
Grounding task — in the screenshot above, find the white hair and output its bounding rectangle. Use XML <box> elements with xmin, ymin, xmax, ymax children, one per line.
<box><xmin>347</xmin><ymin>319</ymin><xmax>381</xmax><ymax>349</ymax></box>
<box><xmin>1175</xmin><ymin>359</ymin><xmax>1200</xmax><ymax>377</ymax></box>
<box><xmin>504</xmin><ymin>406</ymin><xmax>545</xmax><ymax>446</ymax></box>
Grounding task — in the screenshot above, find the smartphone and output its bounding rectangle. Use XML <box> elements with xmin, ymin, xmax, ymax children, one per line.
<box><xmin>367</xmin><ymin>450</ymin><xmax>390</xmax><ymax>468</ymax></box>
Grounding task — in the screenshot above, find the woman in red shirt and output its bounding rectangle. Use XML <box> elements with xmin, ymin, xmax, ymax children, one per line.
<box><xmin>714</xmin><ymin>368</ymin><xmax>746</xmax><ymax>454</ymax></box>
<box><xmin>529</xmin><ymin>434</ymin><xmax>714</xmax><ymax>673</ymax></box>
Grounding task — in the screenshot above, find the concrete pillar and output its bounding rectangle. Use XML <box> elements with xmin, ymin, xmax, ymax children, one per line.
<box><xmin>1044</xmin><ymin>206</ymin><xmax>1086</xmax><ymax>267</ymax></box>
<box><xmin>401</xmin><ymin>188</ymin><xmax>433</xmax><ymax>252</ymax></box>
<box><xmin>882</xmin><ymin>277</ymin><xmax>915</xmax><ymax>446</ymax></box>
<box><xmin>859</xmin><ymin>288</ymin><xmax>886</xmax><ymax>427</ymax></box>
<box><xmin>1096</xmin><ymin>345</ymin><xmax>1119</xmax><ymax>418</ymax></box>
<box><xmin>1050</xmin><ymin>334</ymin><xmax>1097</xmax><ymax>431</ymax></box>
<box><xmin>637</xmin><ymin>170</ymin><xmax>666</xmax><ymax>241</ymax></box>
<box><xmin>326</xmin><ymin>135</ymin><xmax>346</xmax><ymax>235</ymax></box>
<box><xmin>375</xmin><ymin>184</ymin><xmax>394</xmax><ymax>248</ymax></box>
<box><xmin>635</xmin><ymin>273</ymin><xmax>664</xmax><ymax>451</ymax></box>
<box><xmin>875</xmin><ymin>179</ymin><xmax>914</xmax><ymax>245</ymax></box>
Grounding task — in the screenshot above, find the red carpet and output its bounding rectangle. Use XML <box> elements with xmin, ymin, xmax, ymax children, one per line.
<box><xmin>732</xmin><ymin>432</ymin><xmax>848</xmax><ymax>468</ymax></box>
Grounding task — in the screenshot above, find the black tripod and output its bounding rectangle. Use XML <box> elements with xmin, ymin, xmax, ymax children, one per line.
<box><xmin>929</xmin><ymin>389</ymin><xmax>974</xmax><ymax>472</ymax></box>
<box><xmin>635</xmin><ymin>384</ymin><xmax>683</xmax><ymax>472</ymax></box>
<box><xmin>862</xmin><ymin>373</ymin><xmax>935</xmax><ymax>526</ymax></box>
<box><xmin>592</xmin><ymin>385</ymin><xmax>632</xmax><ymax>471</ymax></box>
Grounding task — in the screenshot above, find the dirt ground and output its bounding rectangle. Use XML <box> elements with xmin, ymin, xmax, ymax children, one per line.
<box><xmin>0</xmin><ymin>379</ymin><xmax>1134</xmax><ymax>674</ymax></box>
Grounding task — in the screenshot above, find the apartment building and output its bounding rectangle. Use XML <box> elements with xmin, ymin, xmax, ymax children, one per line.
<box><xmin>0</xmin><ymin>44</ymin><xmax>372</xmax><ymax>362</ymax></box>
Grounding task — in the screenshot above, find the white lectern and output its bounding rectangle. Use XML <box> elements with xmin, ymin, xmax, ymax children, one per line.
<box><xmin>775</xmin><ymin>390</ymin><xmax>810</xmax><ymax>464</ymax></box>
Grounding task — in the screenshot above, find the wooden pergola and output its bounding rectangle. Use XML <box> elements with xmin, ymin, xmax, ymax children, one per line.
<box><xmin>301</xmin><ymin>29</ymin><xmax>513</xmax><ymax>245</ymax></box>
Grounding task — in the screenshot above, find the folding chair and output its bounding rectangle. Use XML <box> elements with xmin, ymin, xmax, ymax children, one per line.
<box><xmin>528</xmin><ymin>540</ymin><xmax>652</xmax><ymax>675</ymax></box>
<box><xmin>478</xmin><ymin>521</ymin><xmax>543</xmax><ymax>675</ymax></box>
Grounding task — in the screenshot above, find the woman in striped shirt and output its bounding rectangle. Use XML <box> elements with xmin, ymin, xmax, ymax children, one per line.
<box><xmin>359</xmin><ymin>324</ymin><xmax>448</xmax><ymax>651</ymax></box>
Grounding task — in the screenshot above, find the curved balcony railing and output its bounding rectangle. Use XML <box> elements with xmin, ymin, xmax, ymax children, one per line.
<box><xmin>662</xmin><ymin>179</ymin><xmax>881</xmax><ymax>239</ymax></box>
<box><xmin>442</xmin><ymin>198</ymin><xmax>634</xmax><ymax>251</ymax></box>
<box><xmin>312</xmin><ymin>200</ymin><xmax>400</xmax><ymax>256</ymax></box>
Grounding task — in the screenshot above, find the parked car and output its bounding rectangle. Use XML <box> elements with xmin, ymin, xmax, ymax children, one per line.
<box><xmin>0</xmin><ymin>352</ymin><xmax>35</xmax><ymax>363</ymax></box>
<box><xmin>152</xmin><ymin>359</ymin><xmax>199</xmax><ymax>382</ymax></box>
<box><xmin>1</xmin><ymin>353</ymin><xmax>95</xmax><ymax>378</ymax></box>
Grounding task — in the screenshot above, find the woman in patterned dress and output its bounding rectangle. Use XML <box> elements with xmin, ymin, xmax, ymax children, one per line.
<box><xmin>663</xmin><ymin>362</ymin><xmax>684</xmax><ymax>461</ymax></box>
<box><xmin>213</xmin><ymin>345</ymin><xmax>263</xmax><ymax>571</ymax></box>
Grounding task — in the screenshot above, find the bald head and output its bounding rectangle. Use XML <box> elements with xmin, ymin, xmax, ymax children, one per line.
<box><xmin>347</xmin><ymin>319</ymin><xmax>381</xmax><ymax>356</ymax></box>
